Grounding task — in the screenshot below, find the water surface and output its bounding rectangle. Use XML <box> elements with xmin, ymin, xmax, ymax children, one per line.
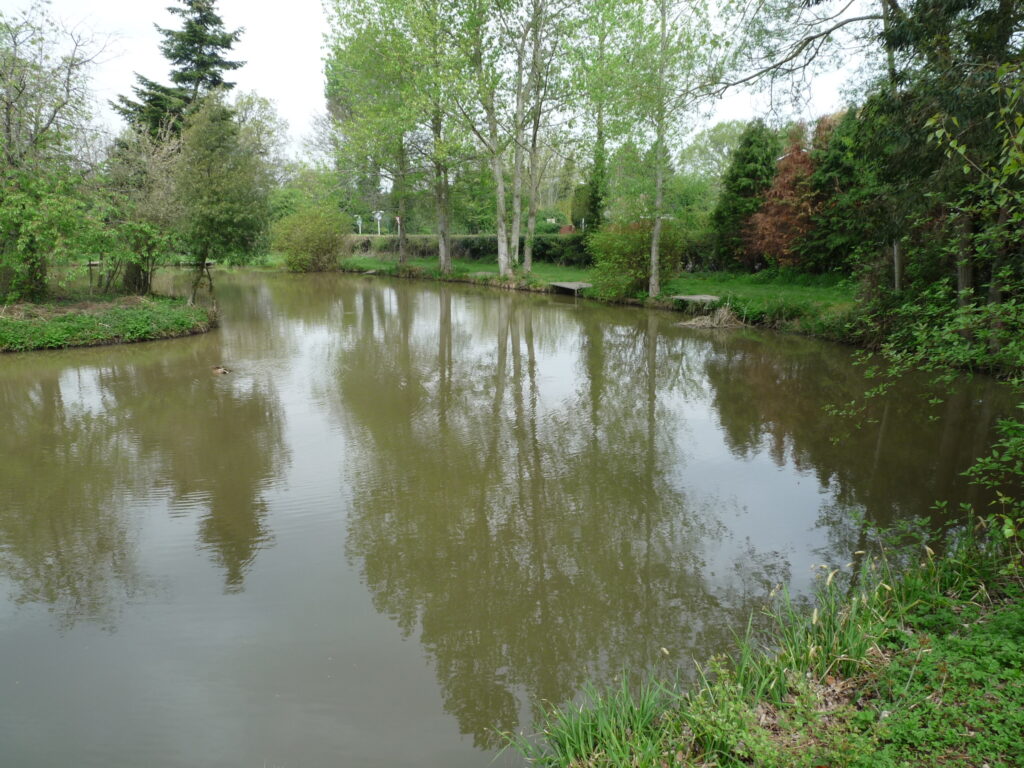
<box><xmin>0</xmin><ymin>272</ymin><xmax>1009</xmax><ymax>766</ymax></box>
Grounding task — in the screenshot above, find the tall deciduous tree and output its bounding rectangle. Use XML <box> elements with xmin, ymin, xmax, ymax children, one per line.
<box><xmin>614</xmin><ymin>0</ymin><xmax>716</xmax><ymax>295</ymax></box>
<box><xmin>326</xmin><ymin>0</ymin><xmax>467</xmax><ymax>274</ymax></box>
<box><xmin>106</xmin><ymin>126</ymin><xmax>185</xmax><ymax>294</ymax></box>
<box><xmin>573</xmin><ymin>0</ymin><xmax>634</xmax><ymax>235</ymax></box>
<box><xmin>325</xmin><ymin>18</ymin><xmax>419</xmax><ymax>262</ymax></box>
<box><xmin>0</xmin><ymin>3</ymin><xmax>101</xmax><ymax>301</ymax></box>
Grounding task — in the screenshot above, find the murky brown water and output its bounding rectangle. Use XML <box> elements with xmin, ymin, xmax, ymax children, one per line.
<box><xmin>0</xmin><ymin>271</ymin><xmax>1011</xmax><ymax>766</ymax></box>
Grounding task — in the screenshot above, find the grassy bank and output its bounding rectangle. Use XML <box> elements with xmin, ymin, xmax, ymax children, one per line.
<box><xmin>333</xmin><ymin>254</ymin><xmax>855</xmax><ymax>327</ymax></box>
<box><xmin>661</xmin><ymin>270</ymin><xmax>856</xmax><ymax>330</ymax></box>
<box><xmin>513</xmin><ymin>514</ymin><xmax>1023</xmax><ymax>767</ymax></box>
<box><xmin>337</xmin><ymin>254</ymin><xmax>592</xmax><ymax>286</ymax></box>
<box><xmin>0</xmin><ymin>295</ymin><xmax>216</xmax><ymax>352</ymax></box>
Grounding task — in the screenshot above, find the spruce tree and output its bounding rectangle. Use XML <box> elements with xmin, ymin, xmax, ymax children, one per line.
<box><xmin>113</xmin><ymin>0</ymin><xmax>243</xmax><ymax>135</ymax></box>
<box><xmin>160</xmin><ymin>0</ymin><xmax>243</xmax><ymax>102</ymax></box>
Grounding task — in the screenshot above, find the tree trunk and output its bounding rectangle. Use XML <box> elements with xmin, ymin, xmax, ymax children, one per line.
<box><xmin>13</xmin><ymin>245</ymin><xmax>47</xmax><ymax>302</ymax></box>
<box><xmin>881</xmin><ymin>0</ymin><xmax>898</xmax><ymax>87</ymax></box>
<box><xmin>483</xmin><ymin>90</ymin><xmax>511</xmax><ymax>277</ymax></box>
<box><xmin>189</xmin><ymin>251</ymin><xmax>207</xmax><ymax>305</ymax></box>
<box><xmin>509</xmin><ymin>34</ymin><xmax>528</xmax><ymax>268</ymax></box>
<box><xmin>492</xmin><ymin>147</ymin><xmax>512</xmax><ymax>277</ymax></box>
<box><xmin>649</xmin><ymin>195</ymin><xmax>663</xmax><ymax>297</ymax></box>
<box><xmin>432</xmin><ymin>113</ymin><xmax>452</xmax><ymax>274</ymax></box>
<box><xmin>648</xmin><ymin>4</ymin><xmax>667</xmax><ymax>299</ymax></box>
<box><xmin>892</xmin><ymin>239</ymin><xmax>902</xmax><ymax>293</ymax></box>
<box><xmin>523</xmin><ymin>172</ymin><xmax>540</xmax><ymax>273</ymax></box>
<box><xmin>435</xmin><ymin>166</ymin><xmax>451</xmax><ymax>274</ymax></box>
<box><xmin>396</xmin><ymin>140</ymin><xmax>410</xmax><ymax>265</ymax></box>
<box><xmin>987</xmin><ymin>206</ymin><xmax>1009</xmax><ymax>305</ymax></box>
<box><xmin>522</xmin><ymin>0</ymin><xmax>546</xmax><ymax>275</ymax></box>
<box><xmin>123</xmin><ymin>258</ymin><xmax>151</xmax><ymax>295</ymax></box>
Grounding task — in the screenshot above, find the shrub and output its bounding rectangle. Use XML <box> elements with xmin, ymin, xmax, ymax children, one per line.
<box><xmin>272</xmin><ymin>208</ymin><xmax>352</xmax><ymax>272</ymax></box>
<box><xmin>588</xmin><ymin>226</ymin><xmax>651</xmax><ymax>299</ymax></box>
<box><xmin>589</xmin><ymin>223</ymin><xmax>691</xmax><ymax>299</ymax></box>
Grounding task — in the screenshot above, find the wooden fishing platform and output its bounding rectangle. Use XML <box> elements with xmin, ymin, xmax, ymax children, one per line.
<box><xmin>670</xmin><ymin>294</ymin><xmax>720</xmax><ymax>304</ymax></box>
<box><xmin>550</xmin><ymin>281</ymin><xmax>592</xmax><ymax>295</ymax></box>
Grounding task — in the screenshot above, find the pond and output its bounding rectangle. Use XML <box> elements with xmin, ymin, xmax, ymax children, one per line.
<box><xmin>0</xmin><ymin>271</ymin><xmax>1011</xmax><ymax>767</ymax></box>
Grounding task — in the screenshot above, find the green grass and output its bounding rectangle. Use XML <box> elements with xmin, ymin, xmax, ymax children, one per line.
<box><xmin>661</xmin><ymin>269</ymin><xmax>856</xmax><ymax>328</ymax></box>
<box><xmin>512</xmin><ymin>513</ymin><xmax>1024</xmax><ymax>767</ymax></box>
<box><xmin>0</xmin><ymin>295</ymin><xmax>215</xmax><ymax>352</ymax></box>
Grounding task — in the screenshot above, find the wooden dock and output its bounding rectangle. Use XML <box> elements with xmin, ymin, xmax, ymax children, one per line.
<box><xmin>550</xmin><ymin>281</ymin><xmax>592</xmax><ymax>296</ymax></box>
<box><xmin>669</xmin><ymin>294</ymin><xmax>720</xmax><ymax>304</ymax></box>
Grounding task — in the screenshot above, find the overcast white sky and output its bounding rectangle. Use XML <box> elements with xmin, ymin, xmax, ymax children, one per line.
<box><xmin>2</xmin><ymin>0</ymin><xmax>856</xmax><ymax>157</ymax></box>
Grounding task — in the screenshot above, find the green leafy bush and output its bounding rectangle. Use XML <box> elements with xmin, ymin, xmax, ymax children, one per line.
<box><xmin>272</xmin><ymin>208</ymin><xmax>352</xmax><ymax>272</ymax></box>
<box><xmin>589</xmin><ymin>224</ymin><xmax>691</xmax><ymax>299</ymax></box>
<box><xmin>588</xmin><ymin>227</ymin><xmax>650</xmax><ymax>299</ymax></box>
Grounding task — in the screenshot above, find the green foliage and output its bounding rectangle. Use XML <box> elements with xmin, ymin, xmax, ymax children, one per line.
<box><xmin>711</xmin><ymin>119</ymin><xmax>781</xmax><ymax>270</ymax></box>
<box><xmin>160</xmin><ymin>0</ymin><xmax>243</xmax><ymax>100</ymax></box>
<box><xmin>589</xmin><ymin>222</ymin><xmax>693</xmax><ymax>299</ymax></box>
<box><xmin>531</xmin><ymin>234</ymin><xmax>590</xmax><ymax>266</ymax></box>
<box><xmin>0</xmin><ymin>4</ymin><xmax>98</xmax><ymax>301</ymax></box>
<box><xmin>449</xmin><ymin>162</ymin><xmax>498</xmax><ymax>234</ymax></box>
<box><xmin>534</xmin><ymin>209</ymin><xmax>569</xmax><ymax>235</ymax></box>
<box><xmin>112</xmin><ymin>76</ymin><xmax>189</xmax><ymax>138</ymax></box>
<box><xmin>273</xmin><ymin>208</ymin><xmax>353</xmax><ymax>272</ymax></box>
<box><xmin>588</xmin><ymin>226</ymin><xmax>655</xmax><ymax>299</ymax></box>
<box><xmin>104</xmin><ymin>127</ymin><xmax>186</xmax><ymax>293</ymax></box>
<box><xmin>176</xmin><ymin>94</ymin><xmax>271</xmax><ymax>267</ymax></box>
<box><xmin>0</xmin><ymin>168</ymin><xmax>88</xmax><ymax>302</ymax></box>
<box><xmin>344</xmin><ymin>233</ymin><xmax>589</xmax><ymax>266</ymax></box>
<box><xmin>511</xmin><ymin>676</ymin><xmax>672</xmax><ymax>767</ymax></box>
<box><xmin>584</xmin><ymin>137</ymin><xmax>608</xmax><ymax>231</ymax></box>
<box><xmin>677</xmin><ymin>120</ymin><xmax>748</xmax><ymax>193</ymax></box>
<box><xmin>793</xmin><ymin>111</ymin><xmax>881</xmax><ymax>273</ymax></box>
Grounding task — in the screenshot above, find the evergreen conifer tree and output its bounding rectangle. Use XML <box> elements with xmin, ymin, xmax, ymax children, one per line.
<box><xmin>710</xmin><ymin>119</ymin><xmax>780</xmax><ymax>270</ymax></box>
<box><xmin>113</xmin><ymin>0</ymin><xmax>243</xmax><ymax>135</ymax></box>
